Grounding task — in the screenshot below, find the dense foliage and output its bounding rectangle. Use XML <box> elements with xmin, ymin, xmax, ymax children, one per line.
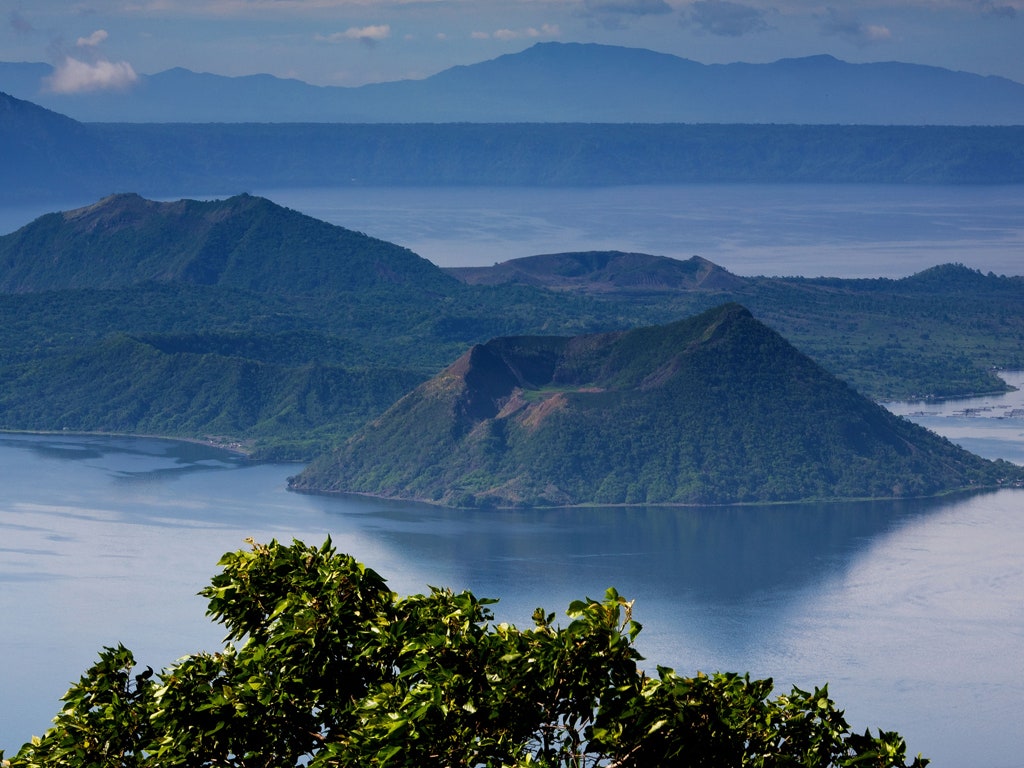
<box><xmin>0</xmin><ymin>193</ymin><xmax>455</xmax><ymax>295</ymax></box>
<box><xmin>294</xmin><ymin>304</ymin><xmax>1021</xmax><ymax>506</ymax></box>
<box><xmin>0</xmin><ymin>194</ymin><xmax>1022</xmax><ymax>462</ymax></box>
<box><xmin>3</xmin><ymin>538</ymin><xmax>928</xmax><ymax>768</ymax></box>
<box><xmin>0</xmin><ymin>196</ymin><xmax>610</xmax><ymax>458</ymax></box>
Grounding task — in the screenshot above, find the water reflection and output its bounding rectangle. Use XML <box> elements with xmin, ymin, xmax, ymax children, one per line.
<box><xmin>1</xmin><ymin>433</ymin><xmax>1021</xmax><ymax>768</ymax></box>
<box><xmin>2</xmin><ymin>434</ymin><xmax>243</xmax><ymax>477</ymax></box>
<box><xmin>313</xmin><ymin>496</ymin><xmax>965</xmax><ymax>603</ymax></box>
<box><xmin>304</xmin><ymin>491</ymin><xmax>993</xmax><ymax>679</ymax></box>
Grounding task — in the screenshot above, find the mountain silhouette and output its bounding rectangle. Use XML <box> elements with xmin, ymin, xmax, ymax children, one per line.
<box><xmin>3</xmin><ymin>43</ymin><xmax>1022</xmax><ymax>124</ymax></box>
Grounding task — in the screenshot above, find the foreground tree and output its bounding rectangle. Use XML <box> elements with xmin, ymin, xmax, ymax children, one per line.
<box><xmin>5</xmin><ymin>538</ymin><xmax>928</xmax><ymax>767</ymax></box>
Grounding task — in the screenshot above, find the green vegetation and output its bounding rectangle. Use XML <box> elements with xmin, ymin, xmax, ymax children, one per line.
<box><xmin>724</xmin><ymin>265</ymin><xmax>1024</xmax><ymax>400</ymax></box>
<box><xmin>3</xmin><ymin>538</ymin><xmax>928</xmax><ymax>768</ymax></box>
<box><xmin>460</xmin><ymin>255</ymin><xmax>1024</xmax><ymax>401</ymax></box>
<box><xmin>1</xmin><ymin>194</ymin><xmax>1021</xmax><ymax>464</ymax></box>
<box><xmin>0</xmin><ymin>192</ymin><xmax>454</xmax><ymax>294</ymax></box>
<box><xmin>293</xmin><ymin>305</ymin><xmax>1022</xmax><ymax>507</ymax></box>
<box><xmin>0</xmin><ymin>196</ymin><xmax>613</xmax><ymax>458</ymax></box>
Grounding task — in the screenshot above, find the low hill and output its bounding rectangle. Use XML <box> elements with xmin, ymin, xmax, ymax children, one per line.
<box><xmin>447</xmin><ymin>253</ymin><xmax>748</xmax><ymax>293</ymax></box>
<box><xmin>0</xmin><ymin>331</ymin><xmax>423</xmax><ymax>450</ymax></box>
<box><xmin>0</xmin><ymin>193</ymin><xmax>455</xmax><ymax>296</ymax></box>
<box><xmin>3</xmin><ymin>44</ymin><xmax>1024</xmax><ymax>124</ymax></box>
<box><xmin>445</xmin><ymin>252</ymin><xmax>1024</xmax><ymax>400</ymax></box>
<box><xmin>291</xmin><ymin>304</ymin><xmax>1018</xmax><ymax>507</ymax></box>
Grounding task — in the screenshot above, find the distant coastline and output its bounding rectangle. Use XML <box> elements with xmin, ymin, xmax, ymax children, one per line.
<box><xmin>0</xmin><ymin>429</ymin><xmax>256</xmax><ymax>457</ymax></box>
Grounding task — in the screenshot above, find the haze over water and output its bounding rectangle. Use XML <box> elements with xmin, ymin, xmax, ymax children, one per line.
<box><xmin>251</xmin><ymin>184</ymin><xmax>1024</xmax><ymax>277</ymax></box>
<box><xmin>2</xmin><ymin>184</ymin><xmax>1023</xmax><ymax>278</ymax></box>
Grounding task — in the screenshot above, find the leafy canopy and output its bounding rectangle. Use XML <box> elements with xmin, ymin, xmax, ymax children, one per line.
<box><xmin>5</xmin><ymin>538</ymin><xmax>928</xmax><ymax>768</ymax></box>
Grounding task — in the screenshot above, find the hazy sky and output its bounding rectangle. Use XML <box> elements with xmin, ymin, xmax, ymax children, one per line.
<box><xmin>5</xmin><ymin>0</ymin><xmax>1023</xmax><ymax>93</ymax></box>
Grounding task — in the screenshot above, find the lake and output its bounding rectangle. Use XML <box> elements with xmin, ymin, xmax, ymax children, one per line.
<box><xmin>248</xmin><ymin>183</ymin><xmax>1024</xmax><ymax>278</ymax></box>
<box><xmin>2</xmin><ymin>375</ymin><xmax>1023</xmax><ymax>765</ymax></box>
<box><xmin>2</xmin><ymin>184</ymin><xmax>1024</xmax><ymax>278</ymax></box>
<box><xmin>1</xmin><ymin>182</ymin><xmax>1022</xmax><ymax>763</ymax></box>
<box><xmin>884</xmin><ymin>371</ymin><xmax>1024</xmax><ymax>466</ymax></box>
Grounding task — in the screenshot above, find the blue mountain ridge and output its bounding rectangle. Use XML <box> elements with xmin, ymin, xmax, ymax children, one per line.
<box><xmin>2</xmin><ymin>42</ymin><xmax>1022</xmax><ymax>124</ymax></box>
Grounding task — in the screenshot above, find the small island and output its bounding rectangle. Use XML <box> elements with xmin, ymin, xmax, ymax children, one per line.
<box><xmin>291</xmin><ymin>304</ymin><xmax>1021</xmax><ymax>507</ymax></box>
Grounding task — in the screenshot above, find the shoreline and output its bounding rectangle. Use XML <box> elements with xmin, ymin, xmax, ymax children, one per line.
<box><xmin>0</xmin><ymin>429</ymin><xmax>255</xmax><ymax>457</ymax></box>
<box><xmin>287</xmin><ymin>480</ymin><xmax>1019</xmax><ymax>511</ymax></box>
<box><xmin>880</xmin><ymin>370</ymin><xmax>1023</xmax><ymax>407</ymax></box>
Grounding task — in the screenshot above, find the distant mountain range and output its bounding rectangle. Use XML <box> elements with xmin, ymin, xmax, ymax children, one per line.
<box><xmin>3</xmin><ymin>43</ymin><xmax>1024</xmax><ymax>124</ymax></box>
<box><xmin>3</xmin><ymin>90</ymin><xmax>1023</xmax><ymax>204</ymax></box>
<box><xmin>291</xmin><ymin>303</ymin><xmax>1016</xmax><ymax>507</ymax></box>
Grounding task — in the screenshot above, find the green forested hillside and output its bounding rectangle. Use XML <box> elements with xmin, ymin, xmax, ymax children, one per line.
<box><xmin>1</xmin><ymin>195</ymin><xmax>1021</xmax><ymax>465</ymax></box>
<box><xmin>451</xmin><ymin>254</ymin><xmax>1024</xmax><ymax>400</ymax></box>
<box><xmin>0</xmin><ymin>193</ymin><xmax>452</xmax><ymax>295</ymax></box>
<box><xmin>0</xmin><ymin>333</ymin><xmax>423</xmax><ymax>456</ymax></box>
<box><xmin>293</xmin><ymin>305</ymin><xmax>1020</xmax><ymax>507</ymax></box>
<box><xmin>0</xmin><ymin>279</ymin><xmax>594</xmax><ymax>459</ymax></box>
<box><xmin>0</xmin><ymin>196</ymin><xmax>620</xmax><ymax>457</ymax></box>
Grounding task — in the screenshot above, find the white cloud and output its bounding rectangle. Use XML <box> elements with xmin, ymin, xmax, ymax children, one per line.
<box><xmin>473</xmin><ymin>24</ymin><xmax>560</xmax><ymax>41</ymax></box>
<box><xmin>975</xmin><ymin>1</ymin><xmax>1017</xmax><ymax>18</ymax></box>
<box><xmin>77</xmin><ymin>29</ymin><xmax>109</xmax><ymax>47</ymax></box>
<box><xmin>316</xmin><ymin>24</ymin><xmax>391</xmax><ymax>44</ymax></box>
<box><xmin>863</xmin><ymin>24</ymin><xmax>892</xmax><ymax>41</ymax></box>
<box><xmin>582</xmin><ymin>0</ymin><xmax>673</xmax><ymax>15</ymax></box>
<box><xmin>527</xmin><ymin>24</ymin><xmax>561</xmax><ymax>37</ymax></box>
<box><xmin>347</xmin><ymin>24</ymin><xmax>391</xmax><ymax>41</ymax></box>
<box><xmin>46</xmin><ymin>56</ymin><xmax>139</xmax><ymax>93</ymax></box>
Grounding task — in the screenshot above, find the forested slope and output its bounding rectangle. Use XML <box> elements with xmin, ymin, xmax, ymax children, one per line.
<box><xmin>293</xmin><ymin>305</ymin><xmax>1020</xmax><ymax>506</ymax></box>
<box><xmin>2</xmin><ymin>196</ymin><xmax>1021</xmax><ymax>463</ymax></box>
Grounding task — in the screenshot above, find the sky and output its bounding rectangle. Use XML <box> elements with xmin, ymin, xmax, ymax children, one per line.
<box><xmin>3</xmin><ymin>0</ymin><xmax>1023</xmax><ymax>94</ymax></box>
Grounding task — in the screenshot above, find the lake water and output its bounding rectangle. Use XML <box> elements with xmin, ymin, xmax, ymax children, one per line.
<box><xmin>1</xmin><ymin>183</ymin><xmax>1022</xmax><ymax>762</ymax></box>
<box><xmin>248</xmin><ymin>184</ymin><xmax>1024</xmax><ymax>278</ymax></box>
<box><xmin>2</xmin><ymin>379</ymin><xmax>1023</xmax><ymax>765</ymax></box>
<box><xmin>3</xmin><ymin>184</ymin><xmax>1023</xmax><ymax>278</ymax></box>
<box><xmin>884</xmin><ymin>371</ymin><xmax>1024</xmax><ymax>466</ymax></box>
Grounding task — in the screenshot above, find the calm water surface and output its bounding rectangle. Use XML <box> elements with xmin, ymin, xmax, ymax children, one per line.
<box><xmin>1</xmin><ymin>184</ymin><xmax>1022</xmax><ymax>763</ymax></box>
<box><xmin>2</xmin><ymin>184</ymin><xmax>1023</xmax><ymax>278</ymax></box>
<box><xmin>248</xmin><ymin>184</ymin><xmax>1024</xmax><ymax>277</ymax></box>
<box><xmin>884</xmin><ymin>371</ymin><xmax>1024</xmax><ymax>465</ymax></box>
<box><xmin>1</xmin><ymin>426</ymin><xmax>1022</xmax><ymax>766</ymax></box>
